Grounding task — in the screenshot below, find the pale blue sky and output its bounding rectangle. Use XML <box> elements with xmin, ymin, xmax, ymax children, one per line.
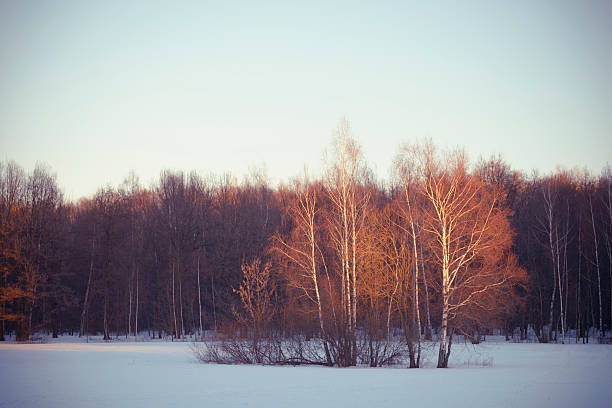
<box><xmin>1</xmin><ymin>1</ymin><xmax>611</xmax><ymax>200</ymax></box>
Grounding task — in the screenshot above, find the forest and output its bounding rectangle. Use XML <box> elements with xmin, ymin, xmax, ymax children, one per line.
<box><xmin>1</xmin><ymin>124</ymin><xmax>611</xmax><ymax>368</ymax></box>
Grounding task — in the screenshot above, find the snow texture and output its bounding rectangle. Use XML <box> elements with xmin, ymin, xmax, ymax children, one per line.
<box><xmin>0</xmin><ymin>337</ymin><xmax>610</xmax><ymax>408</ymax></box>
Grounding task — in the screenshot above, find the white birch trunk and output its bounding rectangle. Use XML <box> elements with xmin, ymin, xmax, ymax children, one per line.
<box><xmin>606</xmin><ymin>181</ymin><xmax>612</xmax><ymax>338</ymax></box>
<box><xmin>555</xmin><ymin>225</ymin><xmax>565</xmax><ymax>343</ymax></box>
<box><xmin>589</xmin><ymin>195</ymin><xmax>603</xmax><ymax>339</ymax></box>
<box><xmin>438</xmin><ymin>272</ymin><xmax>449</xmax><ymax>368</ymax></box>
<box><xmin>437</xmin><ymin>221</ymin><xmax>450</xmax><ymax>368</ymax></box>
<box><xmin>410</xmin><ymin>218</ymin><xmax>422</xmax><ymax>365</ymax></box>
<box><xmin>544</xmin><ymin>187</ymin><xmax>557</xmax><ymax>342</ymax></box>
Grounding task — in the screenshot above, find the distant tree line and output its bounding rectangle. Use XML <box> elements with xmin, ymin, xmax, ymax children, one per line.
<box><xmin>1</xmin><ymin>123</ymin><xmax>611</xmax><ymax>367</ymax></box>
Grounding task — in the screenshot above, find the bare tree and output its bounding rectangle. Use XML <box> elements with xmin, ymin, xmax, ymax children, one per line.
<box><xmin>588</xmin><ymin>191</ymin><xmax>604</xmax><ymax>340</ymax></box>
<box><xmin>398</xmin><ymin>141</ymin><xmax>523</xmax><ymax>367</ymax></box>
<box><xmin>540</xmin><ymin>182</ymin><xmax>565</xmax><ymax>343</ymax></box>
<box><xmin>600</xmin><ymin>166</ymin><xmax>612</xmax><ymax>338</ymax></box>
<box><xmin>274</xmin><ymin>177</ymin><xmax>333</xmax><ymax>365</ymax></box>
<box><xmin>233</xmin><ymin>258</ymin><xmax>275</xmax><ymax>359</ymax></box>
<box><xmin>79</xmin><ymin>223</ymin><xmax>95</xmax><ymax>338</ymax></box>
<box><xmin>323</xmin><ymin>119</ymin><xmax>369</xmax><ymax>366</ymax></box>
<box><xmin>395</xmin><ymin>163</ymin><xmax>424</xmax><ymax>366</ymax></box>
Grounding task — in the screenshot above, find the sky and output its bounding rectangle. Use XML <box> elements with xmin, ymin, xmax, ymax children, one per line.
<box><xmin>1</xmin><ymin>0</ymin><xmax>611</xmax><ymax>200</ymax></box>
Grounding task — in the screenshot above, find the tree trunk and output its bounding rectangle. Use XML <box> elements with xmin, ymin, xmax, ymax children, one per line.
<box><xmin>179</xmin><ymin>277</ymin><xmax>185</xmax><ymax>338</ymax></box>
<box><xmin>103</xmin><ymin>284</ymin><xmax>110</xmax><ymax>341</ymax></box>
<box><xmin>576</xmin><ymin>217</ymin><xmax>582</xmax><ymax>344</ymax></box>
<box><xmin>128</xmin><ymin>270</ymin><xmax>133</xmax><ymax>339</ymax></box>
<box><xmin>437</xmin><ymin>300</ymin><xmax>449</xmax><ymax>367</ymax></box>
<box><xmin>410</xmin><ymin>218</ymin><xmax>421</xmax><ymax>367</ymax></box>
<box><xmin>547</xmin><ymin>280</ymin><xmax>556</xmax><ymax>343</ymax></box>
<box><xmin>607</xmin><ymin>239</ymin><xmax>612</xmax><ymax>340</ymax></box>
<box><xmin>555</xmin><ymin>225</ymin><xmax>565</xmax><ymax>343</ymax></box>
<box><xmin>350</xmin><ymin>201</ymin><xmax>358</xmax><ymax>366</ymax></box>
<box><xmin>133</xmin><ymin>266</ymin><xmax>138</xmax><ymax>337</ymax></box>
<box><xmin>607</xmin><ymin>180</ymin><xmax>612</xmax><ymax>338</ymax></box>
<box><xmin>211</xmin><ymin>271</ymin><xmax>217</xmax><ymax>332</ymax></box>
<box><xmin>172</xmin><ymin>261</ymin><xmax>178</xmax><ymax>340</ymax></box>
<box><xmin>545</xmin><ymin>188</ymin><xmax>556</xmax><ymax>343</ymax></box>
<box><xmin>437</xmin><ymin>265</ymin><xmax>450</xmax><ymax>368</ymax></box>
<box><xmin>308</xmin><ymin>215</ymin><xmax>332</xmax><ymax>366</ymax></box>
<box><xmin>542</xmin><ymin>186</ymin><xmax>557</xmax><ymax>341</ymax></box>
<box><xmin>79</xmin><ymin>233</ymin><xmax>95</xmax><ymax>337</ymax></box>
<box><xmin>589</xmin><ymin>195</ymin><xmax>603</xmax><ymax>340</ymax></box>
<box><xmin>420</xmin><ymin>242</ymin><xmax>432</xmax><ymax>340</ymax></box>
<box><xmin>197</xmin><ymin>253</ymin><xmax>203</xmax><ymax>339</ymax></box>
<box><xmin>562</xmin><ymin>211</ymin><xmax>569</xmax><ymax>342</ymax></box>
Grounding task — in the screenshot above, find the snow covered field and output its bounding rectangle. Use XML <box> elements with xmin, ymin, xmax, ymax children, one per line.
<box><xmin>1</xmin><ymin>337</ymin><xmax>611</xmax><ymax>408</ymax></box>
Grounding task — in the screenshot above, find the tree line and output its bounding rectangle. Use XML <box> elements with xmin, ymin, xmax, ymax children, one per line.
<box><xmin>1</xmin><ymin>123</ymin><xmax>611</xmax><ymax>367</ymax></box>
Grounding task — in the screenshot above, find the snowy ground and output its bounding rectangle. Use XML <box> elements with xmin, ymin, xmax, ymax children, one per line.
<box><xmin>1</xmin><ymin>336</ymin><xmax>611</xmax><ymax>408</ymax></box>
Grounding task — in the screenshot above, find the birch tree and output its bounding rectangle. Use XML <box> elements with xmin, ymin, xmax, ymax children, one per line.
<box><xmin>398</xmin><ymin>141</ymin><xmax>523</xmax><ymax>367</ymax></box>
<box><xmin>394</xmin><ymin>162</ymin><xmax>424</xmax><ymax>366</ymax></box>
<box><xmin>588</xmin><ymin>190</ymin><xmax>604</xmax><ymax>340</ymax></box>
<box><xmin>274</xmin><ymin>177</ymin><xmax>333</xmax><ymax>365</ymax></box>
<box><xmin>323</xmin><ymin>119</ymin><xmax>369</xmax><ymax>366</ymax></box>
<box><xmin>600</xmin><ymin>166</ymin><xmax>612</xmax><ymax>338</ymax></box>
<box><xmin>540</xmin><ymin>182</ymin><xmax>564</xmax><ymax>343</ymax></box>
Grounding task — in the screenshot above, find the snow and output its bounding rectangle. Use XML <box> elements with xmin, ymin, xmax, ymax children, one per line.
<box><xmin>1</xmin><ymin>337</ymin><xmax>611</xmax><ymax>408</ymax></box>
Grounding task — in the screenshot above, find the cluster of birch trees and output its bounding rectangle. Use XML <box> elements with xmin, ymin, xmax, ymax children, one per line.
<box><xmin>266</xmin><ymin>127</ymin><xmax>524</xmax><ymax>367</ymax></box>
<box><xmin>1</xmin><ymin>122</ymin><xmax>611</xmax><ymax>367</ymax></box>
